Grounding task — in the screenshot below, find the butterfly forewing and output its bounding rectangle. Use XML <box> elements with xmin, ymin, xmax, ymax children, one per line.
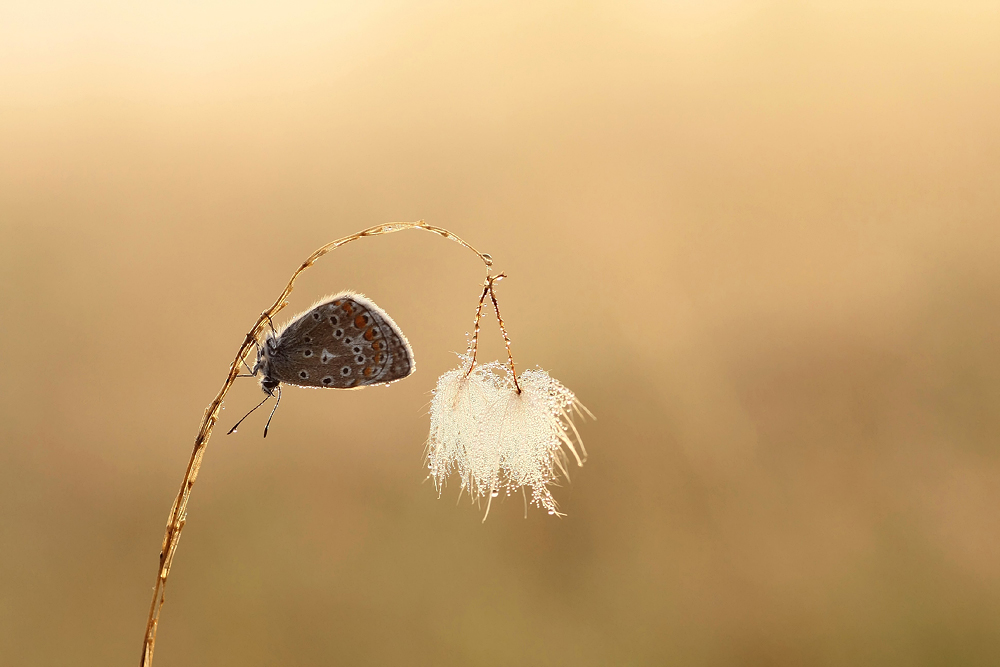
<box><xmin>265</xmin><ymin>293</ymin><xmax>414</xmax><ymax>389</ymax></box>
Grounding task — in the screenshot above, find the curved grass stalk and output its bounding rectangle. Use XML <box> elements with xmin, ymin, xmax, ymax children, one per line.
<box><xmin>140</xmin><ymin>221</ymin><xmax>492</xmax><ymax>667</ymax></box>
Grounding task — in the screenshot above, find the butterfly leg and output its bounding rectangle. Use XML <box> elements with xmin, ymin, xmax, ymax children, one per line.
<box><xmin>237</xmin><ymin>358</ymin><xmax>255</xmax><ymax>377</ymax></box>
<box><xmin>236</xmin><ymin>337</ymin><xmax>262</xmax><ymax>377</ymax></box>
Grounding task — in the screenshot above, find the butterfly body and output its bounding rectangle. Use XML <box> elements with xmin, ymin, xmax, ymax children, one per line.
<box><xmin>252</xmin><ymin>292</ymin><xmax>415</xmax><ymax>392</ymax></box>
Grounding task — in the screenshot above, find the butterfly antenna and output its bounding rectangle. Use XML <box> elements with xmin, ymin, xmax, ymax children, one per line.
<box><xmin>227</xmin><ymin>393</ymin><xmax>272</xmax><ymax>435</ymax></box>
<box><xmin>263</xmin><ymin>385</ymin><xmax>281</xmax><ymax>438</ymax></box>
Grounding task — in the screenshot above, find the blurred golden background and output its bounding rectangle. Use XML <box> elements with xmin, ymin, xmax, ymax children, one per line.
<box><xmin>2</xmin><ymin>1</ymin><xmax>999</xmax><ymax>665</ymax></box>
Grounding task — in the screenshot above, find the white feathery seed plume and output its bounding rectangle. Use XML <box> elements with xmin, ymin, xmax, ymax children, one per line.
<box><xmin>427</xmin><ymin>356</ymin><xmax>591</xmax><ymax>518</ymax></box>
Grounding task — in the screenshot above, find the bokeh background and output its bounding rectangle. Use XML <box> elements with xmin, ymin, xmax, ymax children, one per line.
<box><xmin>2</xmin><ymin>1</ymin><xmax>999</xmax><ymax>665</ymax></box>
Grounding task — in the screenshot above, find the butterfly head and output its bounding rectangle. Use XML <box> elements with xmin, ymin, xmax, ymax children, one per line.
<box><xmin>252</xmin><ymin>333</ymin><xmax>281</xmax><ymax>394</ymax></box>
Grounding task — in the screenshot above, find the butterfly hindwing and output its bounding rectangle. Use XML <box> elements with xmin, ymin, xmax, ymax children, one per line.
<box><xmin>265</xmin><ymin>292</ymin><xmax>414</xmax><ymax>389</ymax></box>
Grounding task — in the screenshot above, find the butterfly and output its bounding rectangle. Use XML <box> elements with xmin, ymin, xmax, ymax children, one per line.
<box><xmin>229</xmin><ymin>292</ymin><xmax>415</xmax><ymax>436</ymax></box>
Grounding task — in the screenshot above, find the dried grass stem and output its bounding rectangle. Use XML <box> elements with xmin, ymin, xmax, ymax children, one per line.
<box><xmin>139</xmin><ymin>221</ymin><xmax>491</xmax><ymax>667</ymax></box>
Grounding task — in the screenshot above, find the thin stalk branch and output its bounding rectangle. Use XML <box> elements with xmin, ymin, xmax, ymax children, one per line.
<box><xmin>140</xmin><ymin>221</ymin><xmax>491</xmax><ymax>667</ymax></box>
<box><xmin>486</xmin><ymin>275</ymin><xmax>521</xmax><ymax>394</ymax></box>
<box><xmin>465</xmin><ymin>282</ymin><xmax>492</xmax><ymax>375</ymax></box>
<box><xmin>463</xmin><ymin>273</ymin><xmax>520</xmax><ymax>393</ymax></box>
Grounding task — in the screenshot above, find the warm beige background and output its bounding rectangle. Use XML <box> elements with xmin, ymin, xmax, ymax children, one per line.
<box><xmin>2</xmin><ymin>1</ymin><xmax>999</xmax><ymax>665</ymax></box>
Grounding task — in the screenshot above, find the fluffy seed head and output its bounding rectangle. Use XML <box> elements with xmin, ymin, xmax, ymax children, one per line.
<box><xmin>426</xmin><ymin>357</ymin><xmax>590</xmax><ymax>517</ymax></box>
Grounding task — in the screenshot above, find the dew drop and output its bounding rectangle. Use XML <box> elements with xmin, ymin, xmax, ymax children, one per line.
<box><xmin>491</xmin><ymin>490</ymin><xmax>499</xmax><ymax>498</ymax></box>
<box><xmin>547</xmin><ymin>509</ymin><xmax>556</xmax><ymax>515</ymax></box>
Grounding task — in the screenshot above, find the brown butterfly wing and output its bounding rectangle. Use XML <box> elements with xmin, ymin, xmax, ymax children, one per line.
<box><xmin>266</xmin><ymin>293</ymin><xmax>414</xmax><ymax>389</ymax></box>
<box><xmin>356</xmin><ymin>295</ymin><xmax>415</xmax><ymax>385</ymax></box>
